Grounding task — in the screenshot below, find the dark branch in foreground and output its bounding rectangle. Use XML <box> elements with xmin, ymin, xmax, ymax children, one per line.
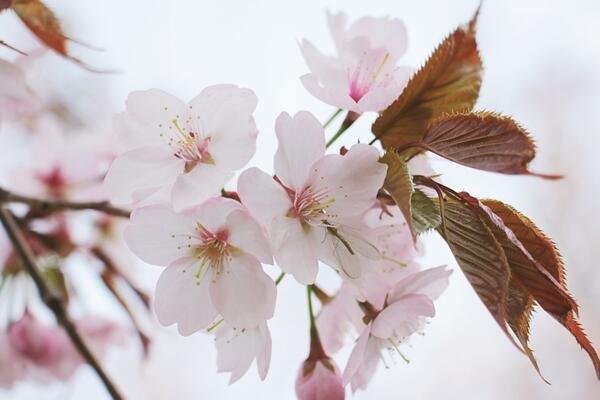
<box><xmin>0</xmin><ymin>207</ymin><xmax>125</xmax><ymax>400</ymax></box>
<box><xmin>0</xmin><ymin>188</ymin><xmax>131</xmax><ymax>218</ymax></box>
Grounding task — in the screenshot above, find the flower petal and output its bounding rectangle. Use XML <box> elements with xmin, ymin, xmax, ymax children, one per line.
<box><xmin>274</xmin><ymin>111</ymin><xmax>325</xmax><ymax>191</ymax></box>
<box><xmin>370</xmin><ymin>294</ymin><xmax>435</xmax><ymax>339</ymax></box>
<box><xmin>154</xmin><ymin>257</ymin><xmax>218</xmax><ymax>335</ymax></box>
<box><xmin>342</xmin><ymin>324</ymin><xmax>371</xmax><ymax>385</ymax></box>
<box><xmin>387</xmin><ymin>266</ymin><xmax>452</xmax><ymax>303</ymax></box>
<box><xmin>237</xmin><ymin>167</ymin><xmax>291</xmax><ymax>226</ymax></box>
<box><xmin>188</xmin><ymin>84</ymin><xmax>258</xmax><ymax>171</ymax></box>
<box><xmin>226</xmin><ymin>209</ymin><xmax>273</xmax><ymax>265</ymax></box>
<box><xmin>104</xmin><ymin>145</ymin><xmax>183</xmax><ymax>205</ymax></box>
<box><xmin>271</xmin><ymin>216</ymin><xmax>319</xmax><ymax>284</ymax></box>
<box><xmin>171</xmin><ymin>164</ymin><xmax>233</xmax><ymax>212</ymax></box>
<box><xmin>124</xmin><ymin>205</ymin><xmax>195</xmax><ymax>266</ymax></box>
<box><xmin>310</xmin><ymin>143</ymin><xmax>387</xmax><ymax>220</ymax></box>
<box><xmin>210</xmin><ymin>253</ymin><xmax>276</xmax><ymax>327</ymax></box>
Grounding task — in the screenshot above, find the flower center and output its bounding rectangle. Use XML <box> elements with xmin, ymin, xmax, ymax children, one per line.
<box><xmin>193</xmin><ymin>224</ymin><xmax>230</xmax><ymax>279</ymax></box>
<box><xmin>348</xmin><ymin>51</ymin><xmax>391</xmax><ymax>102</ymax></box>
<box><xmin>37</xmin><ymin>166</ymin><xmax>67</xmax><ymax>199</ymax></box>
<box><xmin>161</xmin><ymin>117</ymin><xmax>214</xmax><ymax>172</ymax></box>
<box><xmin>287</xmin><ymin>185</ymin><xmax>334</xmax><ymax>223</ymax></box>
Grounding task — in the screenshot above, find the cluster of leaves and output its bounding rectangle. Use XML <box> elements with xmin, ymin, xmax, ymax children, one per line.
<box><xmin>376</xmin><ymin>7</ymin><xmax>599</xmax><ymax>380</ymax></box>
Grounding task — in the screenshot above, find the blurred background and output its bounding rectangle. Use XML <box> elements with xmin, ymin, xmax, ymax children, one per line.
<box><xmin>1</xmin><ymin>0</ymin><xmax>599</xmax><ymax>398</ymax></box>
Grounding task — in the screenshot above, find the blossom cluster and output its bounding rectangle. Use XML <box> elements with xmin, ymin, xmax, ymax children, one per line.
<box><xmin>0</xmin><ymin>9</ymin><xmax>451</xmax><ymax>399</ymax></box>
<box><xmin>103</xmin><ymin>11</ymin><xmax>451</xmax><ymax>397</ymax></box>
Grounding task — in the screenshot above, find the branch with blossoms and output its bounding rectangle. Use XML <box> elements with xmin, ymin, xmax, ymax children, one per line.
<box><xmin>0</xmin><ymin>207</ymin><xmax>124</xmax><ymax>400</ymax></box>
<box><xmin>0</xmin><ymin>1</ymin><xmax>599</xmax><ymax>399</ymax></box>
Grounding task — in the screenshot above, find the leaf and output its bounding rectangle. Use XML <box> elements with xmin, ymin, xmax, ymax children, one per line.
<box><xmin>433</xmin><ymin>195</ymin><xmax>517</xmax><ymax>346</ymax></box>
<box><xmin>505</xmin><ymin>278</ymin><xmax>545</xmax><ymax>381</ymax></box>
<box><xmin>412</xmin><ymin>112</ymin><xmax>560</xmax><ymax>178</ymax></box>
<box><xmin>411</xmin><ymin>188</ymin><xmax>441</xmax><ymax>234</ymax></box>
<box><xmin>372</xmin><ymin>7</ymin><xmax>482</xmax><ymax>149</ymax></box>
<box><xmin>10</xmin><ymin>0</ymin><xmax>104</xmax><ymax>71</ymax></box>
<box><xmin>381</xmin><ymin>151</ymin><xmax>415</xmax><ymax>238</ymax></box>
<box><xmin>11</xmin><ymin>0</ymin><xmax>68</xmax><ymax>55</ymax></box>
<box><xmin>482</xmin><ymin>199</ymin><xmax>600</xmax><ymax>378</ymax></box>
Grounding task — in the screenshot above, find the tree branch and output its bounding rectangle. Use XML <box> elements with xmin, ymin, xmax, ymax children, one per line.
<box><xmin>0</xmin><ymin>206</ymin><xmax>124</xmax><ymax>400</ymax></box>
<box><xmin>0</xmin><ymin>187</ymin><xmax>130</xmax><ymax>218</ymax></box>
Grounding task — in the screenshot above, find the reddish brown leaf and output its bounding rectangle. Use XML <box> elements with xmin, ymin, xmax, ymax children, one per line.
<box><xmin>482</xmin><ymin>199</ymin><xmax>600</xmax><ymax>378</ymax></box>
<box><xmin>412</xmin><ymin>112</ymin><xmax>560</xmax><ymax>178</ymax></box>
<box><xmin>460</xmin><ymin>193</ymin><xmax>577</xmax><ymax>318</ymax></box>
<box><xmin>372</xmin><ymin>7</ymin><xmax>481</xmax><ymax>149</ymax></box>
<box><xmin>433</xmin><ymin>195</ymin><xmax>518</xmax><ymax>348</ymax></box>
<box><xmin>11</xmin><ymin>0</ymin><xmax>67</xmax><ymax>55</ymax></box>
<box><xmin>505</xmin><ymin>279</ymin><xmax>546</xmax><ymax>382</ymax></box>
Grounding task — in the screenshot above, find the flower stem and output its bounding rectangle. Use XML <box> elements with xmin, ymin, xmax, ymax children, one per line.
<box><xmin>275</xmin><ymin>272</ymin><xmax>286</xmax><ymax>285</ymax></box>
<box><xmin>325</xmin><ymin>111</ymin><xmax>360</xmax><ymax>149</ymax></box>
<box><xmin>323</xmin><ymin>108</ymin><xmax>342</xmax><ymax>129</ymax></box>
<box><xmin>307</xmin><ymin>285</ymin><xmax>316</xmax><ymax>331</ymax></box>
<box><xmin>368</xmin><ymin>136</ymin><xmax>378</xmax><ymax>145</ymax></box>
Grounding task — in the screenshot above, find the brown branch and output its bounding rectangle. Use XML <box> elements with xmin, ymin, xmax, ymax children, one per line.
<box><xmin>0</xmin><ymin>187</ymin><xmax>131</xmax><ymax>218</ymax></box>
<box><xmin>0</xmin><ymin>206</ymin><xmax>124</xmax><ymax>400</ymax></box>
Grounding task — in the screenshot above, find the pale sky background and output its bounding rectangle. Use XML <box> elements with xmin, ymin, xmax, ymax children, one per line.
<box><xmin>1</xmin><ymin>0</ymin><xmax>600</xmax><ymax>399</ymax></box>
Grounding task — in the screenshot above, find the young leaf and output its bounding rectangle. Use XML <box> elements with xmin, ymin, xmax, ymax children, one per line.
<box><xmin>433</xmin><ymin>195</ymin><xmax>517</xmax><ymax>346</ymax></box>
<box><xmin>10</xmin><ymin>0</ymin><xmax>104</xmax><ymax>71</ymax></box>
<box><xmin>482</xmin><ymin>199</ymin><xmax>600</xmax><ymax>378</ymax></box>
<box><xmin>505</xmin><ymin>279</ymin><xmax>545</xmax><ymax>381</ymax></box>
<box><xmin>372</xmin><ymin>7</ymin><xmax>481</xmax><ymax>149</ymax></box>
<box><xmin>381</xmin><ymin>151</ymin><xmax>415</xmax><ymax>238</ymax></box>
<box><xmin>411</xmin><ymin>188</ymin><xmax>441</xmax><ymax>234</ymax></box>
<box><xmin>11</xmin><ymin>0</ymin><xmax>68</xmax><ymax>55</ymax></box>
<box><xmin>411</xmin><ymin>112</ymin><xmax>560</xmax><ymax>178</ymax></box>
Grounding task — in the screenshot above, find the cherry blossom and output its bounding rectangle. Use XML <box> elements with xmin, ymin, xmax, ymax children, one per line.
<box><xmin>124</xmin><ymin>197</ymin><xmax>276</xmax><ymax>332</ymax></box>
<box><xmin>299</xmin><ymin>11</ymin><xmax>412</xmax><ymax>113</ymax></box>
<box><xmin>238</xmin><ymin>111</ymin><xmax>387</xmax><ymax>284</ymax></box>
<box><xmin>4</xmin><ymin>312</ymin><xmax>127</xmax><ymax>385</ymax></box>
<box><xmin>214</xmin><ymin>321</ymin><xmax>271</xmax><ymax>383</ymax></box>
<box><xmin>296</xmin><ymin>357</ymin><xmax>345</xmax><ymax>400</ymax></box>
<box><xmin>342</xmin><ymin>266</ymin><xmax>452</xmax><ymax>392</ymax></box>
<box><xmin>8</xmin><ymin>124</ymin><xmax>114</xmax><ymax>202</ymax></box>
<box><xmin>105</xmin><ymin>85</ymin><xmax>258</xmax><ymax>211</ymax></box>
<box><xmin>0</xmin><ymin>58</ymin><xmax>39</xmax><ymax>124</ymax></box>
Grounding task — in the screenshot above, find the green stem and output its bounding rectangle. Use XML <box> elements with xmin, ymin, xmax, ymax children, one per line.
<box><xmin>323</xmin><ymin>109</ymin><xmax>343</xmax><ymax>129</ymax></box>
<box><xmin>275</xmin><ymin>272</ymin><xmax>285</xmax><ymax>285</ymax></box>
<box><xmin>325</xmin><ymin>111</ymin><xmax>360</xmax><ymax>149</ymax></box>
<box><xmin>307</xmin><ymin>285</ymin><xmax>317</xmax><ymax>331</ymax></box>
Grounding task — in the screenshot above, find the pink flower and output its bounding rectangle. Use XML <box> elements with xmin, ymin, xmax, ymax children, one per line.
<box><xmin>299</xmin><ymin>11</ymin><xmax>411</xmax><ymax>113</ymax></box>
<box><xmin>296</xmin><ymin>358</ymin><xmax>345</xmax><ymax>400</ymax></box>
<box><xmin>238</xmin><ymin>111</ymin><xmax>387</xmax><ymax>284</ymax></box>
<box><xmin>0</xmin><ymin>331</ymin><xmax>26</xmax><ymax>388</ymax></box>
<box><xmin>214</xmin><ymin>321</ymin><xmax>271</xmax><ymax>383</ymax></box>
<box><xmin>0</xmin><ymin>58</ymin><xmax>39</xmax><ymax>123</ymax></box>
<box><xmin>125</xmin><ymin>197</ymin><xmax>276</xmax><ymax>332</ymax></box>
<box><xmin>343</xmin><ymin>266</ymin><xmax>452</xmax><ymax>392</ymax></box>
<box><xmin>6</xmin><ymin>313</ymin><xmax>127</xmax><ymax>385</ymax></box>
<box><xmin>8</xmin><ymin>122</ymin><xmax>114</xmax><ymax>202</ymax></box>
<box><xmin>105</xmin><ymin>85</ymin><xmax>258</xmax><ymax>211</ymax></box>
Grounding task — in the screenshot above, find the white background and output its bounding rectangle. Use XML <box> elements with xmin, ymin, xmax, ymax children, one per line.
<box><xmin>1</xmin><ymin>0</ymin><xmax>600</xmax><ymax>398</ymax></box>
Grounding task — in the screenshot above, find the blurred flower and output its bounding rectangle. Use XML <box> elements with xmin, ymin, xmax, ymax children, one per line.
<box><xmin>105</xmin><ymin>85</ymin><xmax>258</xmax><ymax>211</ymax></box>
<box><xmin>214</xmin><ymin>321</ymin><xmax>271</xmax><ymax>383</ymax></box>
<box><xmin>125</xmin><ymin>197</ymin><xmax>276</xmax><ymax>332</ymax></box>
<box><xmin>342</xmin><ymin>266</ymin><xmax>452</xmax><ymax>392</ymax></box>
<box><xmin>299</xmin><ymin>11</ymin><xmax>411</xmax><ymax>113</ymax></box>
<box><xmin>3</xmin><ymin>312</ymin><xmax>127</xmax><ymax>386</ymax></box>
<box><xmin>238</xmin><ymin>111</ymin><xmax>387</xmax><ymax>284</ymax></box>
<box><xmin>0</xmin><ymin>58</ymin><xmax>39</xmax><ymax>124</ymax></box>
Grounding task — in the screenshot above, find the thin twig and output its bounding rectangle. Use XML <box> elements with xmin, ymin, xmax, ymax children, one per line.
<box><xmin>0</xmin><ymin>188</ymin><xmax>130</xmax><ymax>218</ymax></box>
<box><xmin>0</xmin><ymin>207</ymin><xmax>124</xmax><ymax>400</ymax></box>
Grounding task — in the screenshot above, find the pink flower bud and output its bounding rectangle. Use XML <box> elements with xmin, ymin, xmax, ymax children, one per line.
<box><xmin>295</xmin><ymin>357</ymin><xmax>345</xmax><ymax>400</ymax></box>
